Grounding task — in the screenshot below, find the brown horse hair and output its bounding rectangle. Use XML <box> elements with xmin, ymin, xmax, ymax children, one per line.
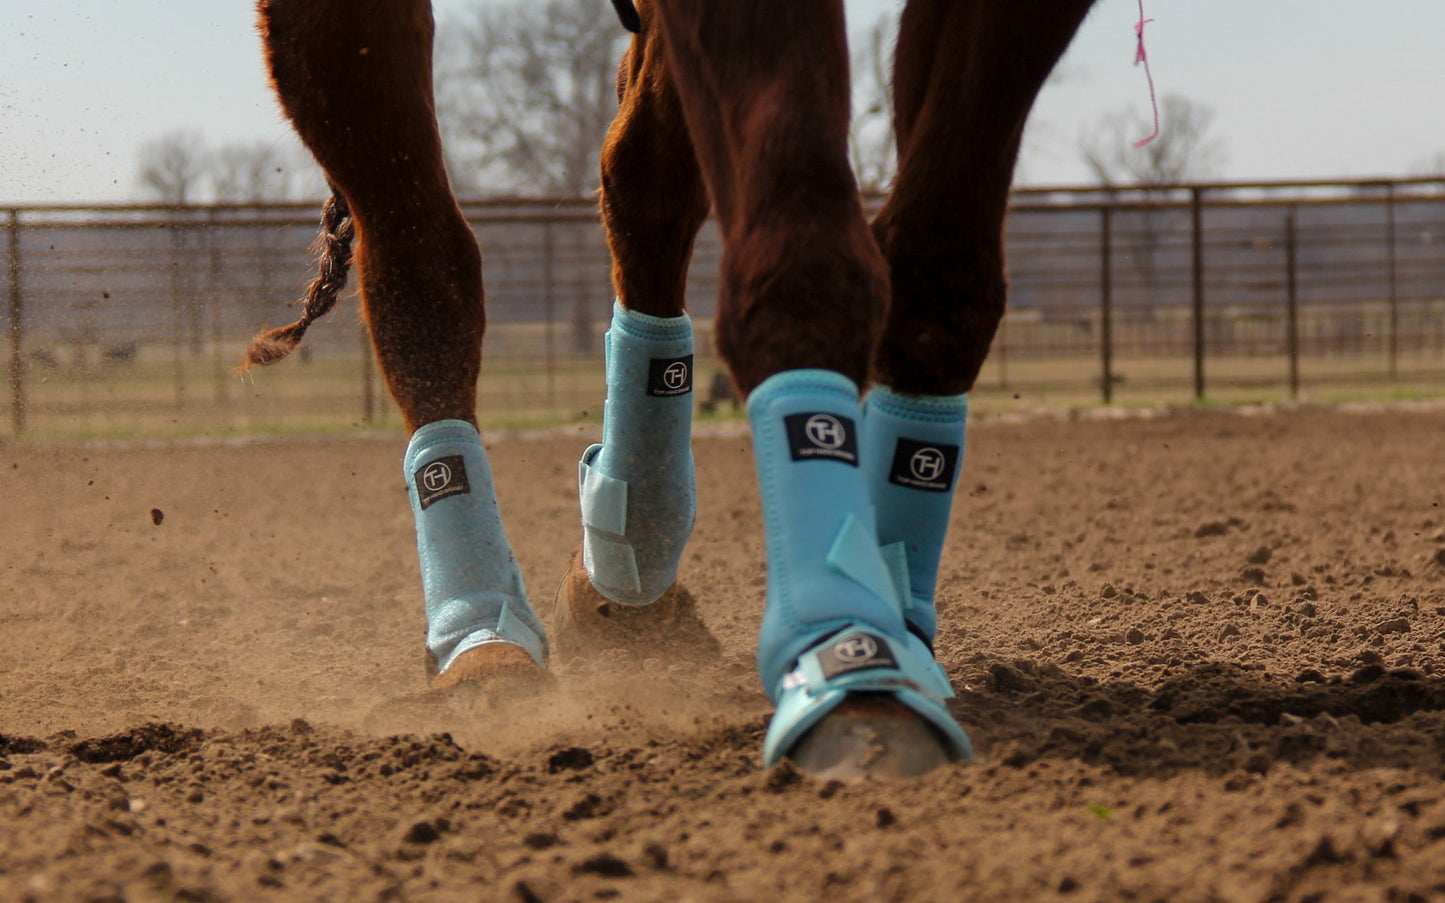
<box><xmin>240</xmin><ymin>188</ymin><xmax>354</xmax><ymax>369</ymax></box>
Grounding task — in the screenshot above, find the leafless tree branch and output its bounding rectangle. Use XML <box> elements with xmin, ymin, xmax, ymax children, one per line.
<box><xmin>848</xmin><ymin>13</ymin><xmax>898</xmax><ymax>193</ymax></box>
<box><xmin>137</xmin><ymin>131</ymin><xmax>208</xmax><ymax>204</ymax></box>
<box><xmin>435</xmin><ymin>0</ymin><xmax>627</xmax><ymax>197</ymax></box>
<box><xmin>1080</xmin><ymin>94</ymin><xmax>1227</xmax><ymax>189</ymax></box>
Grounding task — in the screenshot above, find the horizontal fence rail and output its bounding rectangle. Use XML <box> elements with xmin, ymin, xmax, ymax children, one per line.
<box><xmin>3</xmin><ymin>178</ymin><xmax>1444</xmax><ymax>439</ymax></box>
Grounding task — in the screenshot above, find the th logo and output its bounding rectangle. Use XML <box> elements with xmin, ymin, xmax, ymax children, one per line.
<box><xmin>784</xmin><ymin>412</ymin><xmax>858</xmax><ymax>465</ymax></box>
<box><xmin>888</xmin><ymin>439</ymin><xmax>959</xmax><ymax>492</ymax></box>
<box><xmin>909</xmin><ymin>447</ymin><xmax>948</xmax><ymax>482</ymax></box>
<box><xmin>421</xmin><ymin>461</ymin><xmax>453</xmax><ymax>493</ymax></box>
<box><xmin>804</xmin><ymin>414</ymin><xmax>846</xmax><ymax>449</ymax></box>
<box><xmin>647</xmin><ymin>355</ymin><xmax>694</xmax><ymax>397</ymax></box>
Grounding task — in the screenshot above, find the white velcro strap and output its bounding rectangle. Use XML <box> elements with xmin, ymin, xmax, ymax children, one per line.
<box><xmin>582</xmin><ymin>533</ymin><xmax>643</xmax><ymax>596</ymax></box>
<box><xmin>578</xmin><ymin>445</ymin><xmax>628</xmax><ymax>535</ymax></box>
<box><xmin>495</xmin><ymin>601</ymin><xmax>548</xmax><ymax>667</ymax></box>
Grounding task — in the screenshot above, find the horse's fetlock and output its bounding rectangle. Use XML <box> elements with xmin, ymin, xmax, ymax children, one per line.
<box><xmin>877</xmin><ymin>264</ymin><xmax>1006</xmax><ymax>396</ymax></box>
<box><xmin>715</xmin><ymin>227</ymin><xmax>885</xmax><ymax>393</ymax></box>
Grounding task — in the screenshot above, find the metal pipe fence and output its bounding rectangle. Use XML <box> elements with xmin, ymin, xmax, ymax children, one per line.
<box><xmin>3</xmin><ymin>178</ymin><xmax>1444</xmax><ymax>440</ymax></box>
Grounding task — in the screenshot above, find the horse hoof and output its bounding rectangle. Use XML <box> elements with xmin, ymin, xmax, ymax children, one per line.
<box><xmin>787</xmin><ymin>694</ymin><xmax>954</xmax><ymax>781</ymax></box>
<box><xmin>430</xmin><ymin>642</ymin><xmax>547</xmax><ymax>691</ymax></box>
<box><xmin>551</xmin><ymin>549</ymin><xmax>721</xmax><ymax>665</ymax></box>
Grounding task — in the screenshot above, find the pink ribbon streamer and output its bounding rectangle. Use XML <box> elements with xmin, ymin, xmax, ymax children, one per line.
<box><xmin>1132</xmin><ymin>0</ymin><xmax>1159</xmax><ymax>148</ymax></box>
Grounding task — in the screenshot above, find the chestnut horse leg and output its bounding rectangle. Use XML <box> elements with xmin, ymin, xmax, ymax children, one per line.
<box><xmin>862</xmin><ymin>0</ymin><xmax>1094</xmax><ymax>676</ymax></box>
<box><xmin>555</xmin><ymin>1</ymin><xmax>716</xmax><ymax>657</ymax></box>
<box><xmin>257</xmin><ymin>0</ymin><xmax>548</xmax><ymax>686</ymax></box>
<box><xmin>874</xmin><ymin>0</ymin><xmax>1096</xmax><ymax>396</ymax></box>
<box><xmin>648</xmin><ymin>0</ymin><xmax>969</xmax><ymax>778</ymax></box>
<box><xmin>599</xmin><ymin>2</ymin><xmax>709</xmax><ymax>323</ymax></box>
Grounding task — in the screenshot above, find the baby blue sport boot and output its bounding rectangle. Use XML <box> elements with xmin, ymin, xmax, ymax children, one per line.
<box><xmin>745</xmin><ymin>370</ymin><xmax>971</xmax><ymax>769</ymax></box>
<box><xmin>578</xmin><ymin>301</ymin><xmax>696</xmax><ymax>606</ymax></box>
<box><xmin>861</xmin><ymin>385</ymin><xmax>968</xmax><ymax>647</ymax></box>
<box><xmin>404</xmin><ymin>420</ymin><xmax>548</xmax><ymax>680</ymax></box>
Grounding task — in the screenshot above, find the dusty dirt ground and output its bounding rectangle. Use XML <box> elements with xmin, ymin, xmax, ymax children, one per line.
<box><xmin>3</xmin><ymin>406</ymin><xmax>1445</xmax><ymax>902</ymax></box>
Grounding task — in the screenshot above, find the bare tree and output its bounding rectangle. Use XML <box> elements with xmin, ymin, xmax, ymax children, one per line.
<box><xmin>1409</xmin><ymin>151</ymin><xmax>1445</xmax><ymax>179</ymax></box>
<box><xmin>210</xmin><ymin>139</ymin><xmax>321</xmax><ymax>202</ymax></box>
<box><xmin>1081</xmin><ymin>94</ymin><xmax>1226</xmax><ymax>188</ymax></box>
<box><xmin>849</xmin><ymin>14</ymin><xmax>898</xmax><ymax>194</ymax></box>
<box><xmin>137</xmin><ymin>131</ymin><xmax>208</xmax><ymax>204</ymax></box>
<box><xmin>434</xmin><ymin>0</ymin><xmax>627</xmax><ymax>197</ymax></box>
<box><xmin>1080</xmin><ymin>95</ymin><xmax>1226</xmax><ymax>306</ymax></box>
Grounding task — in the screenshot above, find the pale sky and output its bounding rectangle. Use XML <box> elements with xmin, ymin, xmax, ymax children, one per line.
<box><xmin>3</xmin><ymin>0</ymin><xmax>1444</xmax><ymax>204</ymax></box>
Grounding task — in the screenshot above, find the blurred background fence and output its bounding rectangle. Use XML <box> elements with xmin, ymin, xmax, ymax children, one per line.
<box><xmin>4</xmin><ymin>177</ymin><xmax>1444</xmax><ymax>440</ymax></box>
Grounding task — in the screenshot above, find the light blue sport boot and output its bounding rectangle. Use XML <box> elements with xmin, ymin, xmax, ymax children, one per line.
<box><xmin>578</xmin><ymin>301</ymin><xmax>696</xmax><ymax>606</ymax></box>
<box><xmin>404</xmin><ymin>420</ymin><xmax>548</xmax><ymax>681</ymax></box>
<box><xmin>745</xmin><ymin>370</ymin><xmax>971</xmax><ymax>769</ymax></box>
<box><xmin>861</xmin><ymin>385</ymin><xmax>968</xmax><ymax>647</ymax></box>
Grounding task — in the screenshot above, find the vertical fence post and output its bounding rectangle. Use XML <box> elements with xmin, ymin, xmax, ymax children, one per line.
<box><xmin>1285</xmin><ymin>209</ymin><xmax>1300</xmax><ymax>400</ymax></box>
<box><xmin>543</xmin><ymin>220</ymin><xmax>556</xmax><ymax>406</ymax></box>
<box><xmin>7</xmin><ymin>209</ymin><xmax>23</xmax><ymax>437</ymax></box>
<box><xmin>1386</xmin><ymin>181</ymin><xmax>1398</xmax><ymax>381</ymax></box>
<box><xmin>1100</xmin><ymin>204</ymin><xmax>1114</xmax><ymax>404</ymax></box>
<box><xmin>1190</xmin><ymin>187</ymin><xmax>1206</xmax><ymax>401</ymax></box>
<box><xmin>169</xmin><ymin>214</ymin><xmax>186</xmax><ymax>409</ymax></box>
<box><xmin>207</xmin><ymin>208</ymin><xmax>229</xmax><ymax>406</ymax></box>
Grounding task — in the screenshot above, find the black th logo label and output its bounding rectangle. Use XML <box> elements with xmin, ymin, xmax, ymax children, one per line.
<box><xmin>834</xmin><ymin>633</ymin><xmax>879</xmax><ymax>663</ymax></box>
<box><xmin>909</xmin><ymin>446</ymin><xmax>948</xmax><ymax>482</ymax></box>
<box><xmin>804</xmin><ymin>414</ymin><xmax>847</xmax><ymax>450</ymax></box>
<box><xmin>784</xmin><ymin>412</ymin><xmax>858</xmax><ymax>466</ymax></box>
<box><xmin>663</xmin><ymin>360</ymin><xmax>689</xmax><ymax>391</ymax></box>
<box><xmin>421</xmin><ymin>461</ymin><xmax>453</xmax><ymax>493</ymax></box>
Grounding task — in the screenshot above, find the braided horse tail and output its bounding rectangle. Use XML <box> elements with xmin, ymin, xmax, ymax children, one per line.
<box><xmin>241</xmin><ymin>188</ymin><xmax>354</xmax><ymax>369</ymax></box>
